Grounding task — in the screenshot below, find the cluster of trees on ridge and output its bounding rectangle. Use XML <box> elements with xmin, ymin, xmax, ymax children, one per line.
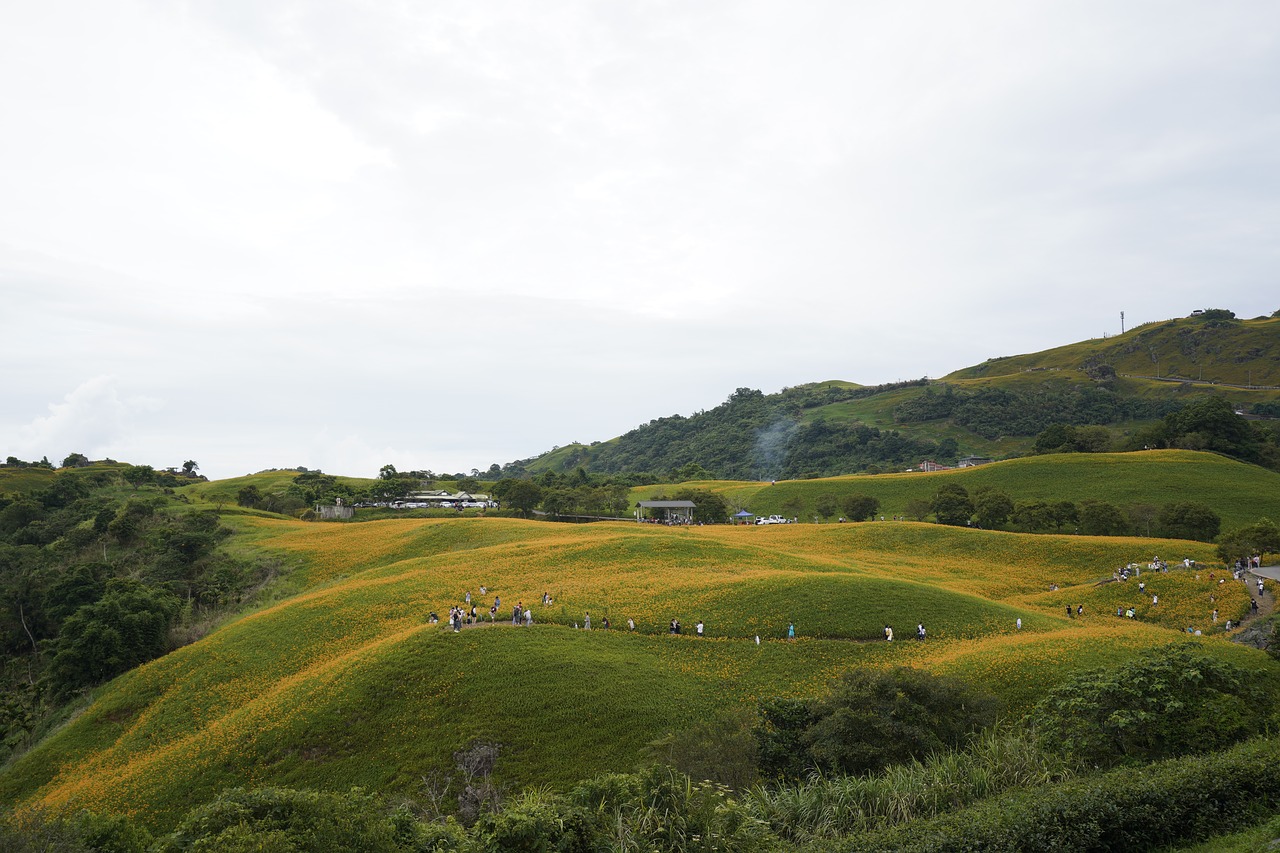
<box><xmin>504</xmin><ymin>385</ymin><xmax>1280</xmax><ymax>484</ymax></box>
<box><xmin>6</xmin><ymin>644</ymin><xmax>1280</xmax><ymax>851</ymax></box>
<box><xmin>0</xmin><ymin>458</ymin><xmax>278</xmax><ymax>763</ymax></box>
<box><xmin>502</xmin><ymin>381</ymin><xmax>954</xmax><ymax>481</ymax></box>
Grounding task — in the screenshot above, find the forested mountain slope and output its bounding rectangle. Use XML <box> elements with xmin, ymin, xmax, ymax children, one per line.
<box><xmin>509</xmin><ymin>310</ymin><xmax>1280</xmax><ymax>479</ymax></box>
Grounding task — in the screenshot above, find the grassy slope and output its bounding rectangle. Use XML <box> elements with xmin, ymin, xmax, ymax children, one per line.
<box><xmin>633</xmin><ymin>449</ymin><xmax>1280</xmax><ymax>530</ymax></box>
<box><xmin>179</xmin><ymin>471</ymin><xmax>379</xmax><ymax>507</ymax></box>
<box><xmin>2</xmin><ymin>511</ymin><xmax>1269</xmax><ymax>832</ymax></box>
<box><xmin>944</xmin><ymin>314</ymin><xmax>1280</xmax><ymax>387</ymax></box>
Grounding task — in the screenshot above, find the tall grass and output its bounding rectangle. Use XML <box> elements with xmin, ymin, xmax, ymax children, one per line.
<box><xmin>745</xmin><ymin>727</ymin><xmax>1072</xmax><ymax>843</ymax></box>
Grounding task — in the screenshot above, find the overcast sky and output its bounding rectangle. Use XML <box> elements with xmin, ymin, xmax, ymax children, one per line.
<box><xmin>2</xmin><ymin>1</ymin><xmax>1278</xmax><ymax>480</ymax></box>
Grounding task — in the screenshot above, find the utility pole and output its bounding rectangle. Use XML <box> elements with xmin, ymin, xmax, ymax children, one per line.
<box><xmin>1120</xmin><ymin>311</ymin><xmax>1125</xmax><ymax>334</ymax></box>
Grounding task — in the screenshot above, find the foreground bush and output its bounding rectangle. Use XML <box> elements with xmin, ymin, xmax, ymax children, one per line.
<box><xmin>1029</xmin><ymin>643</ymin><xmax>1273</xmax><ymax>768</ymax></box>
<box><xmin>756</xmin><ymin>666</ymin><xmax>999</xmax><ymax>779</ymax></box>
<box><xmin>0</xmin><ymin>807</ymin><xmax>152</xmax><ymax>853</ymax></box>
<box><xmin>748</xmin><ymin>727</ymin><xmax>1071</xmax><ymax>843</ymax></box>
<box><xmin>841</xmin><ymin>736</ymin><xmax>1280</xmax><ymax>852</ymax></box>
<box><xmin>152</xmin><ymin>787</ymin><xmax>403</xmax><ymax>852</ymax></box>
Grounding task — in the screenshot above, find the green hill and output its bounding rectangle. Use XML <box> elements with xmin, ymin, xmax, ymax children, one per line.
<box><xmin>638</xmin><ymin>449</ymin><xmax>1280</xmax><ymax>531</ymax></box>
<box><xmin>946</xmin><ymin>311</ymin><xmax>1280</xmax><ymax>386</ymax></box>
<box><xmin>508</xmin><ymin>311</ymin><xmax>1280</xmax><ymax>480</ymax></box>
<box><xmin>2</xmin><ymin>513</ymin><xmax>1269</xmax><ymax>833</ymax></box>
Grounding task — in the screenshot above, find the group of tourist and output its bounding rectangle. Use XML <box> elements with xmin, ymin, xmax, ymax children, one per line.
<box><xmin>881</xmin><ymin>624</ymin><xmax>927</xmax><ymax>641</ymax></box>
<box><xmin>441</xmin><ymin>553</ymin><xmax>1270</xmax><ymax>643</ymax></box>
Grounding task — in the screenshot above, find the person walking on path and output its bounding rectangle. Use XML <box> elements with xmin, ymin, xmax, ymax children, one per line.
<box><xmin>1016</xmin><ymin>617</ymin><xmax>1022</xmax><ymax>630</ymax></box>
<box><xmin>788</xmin><ymin>623</ymin><xmax>795</xmax><ymax>641</ymax></box>
<box><xmin>584</xmin><ymin>612</ymin><xmax>591</xmax><ymax>630</ymax></box>
<box><xmin>696</xmin><ymin>620</ymin><xmax>704</xmax><ymax>637</ymax></box>
<box><xmin>917</xmin><ymin>623</ymin><xmax>926</xmax><ymax>640</ymax></box>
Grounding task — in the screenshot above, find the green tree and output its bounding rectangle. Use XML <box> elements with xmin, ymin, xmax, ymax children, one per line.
<box><xmin>61</xmin><ymin>452</ymin><xmax>90</xmax><ymax>468</ymax></box>
<box><xmin>0</xmin><ymin>501</ymin><xmax>44</xmax><ymax>538</ymax></box>
<box><xmin>181</xmin><ymin>460</ymin><xmax>199</xmax><ymax>477</ymax></box>
<box><xmin>540</xmin><ymin>487</ymin><xmax>574</xmax><ymax>517</ymax></box>
<box><xmin>814</xmin><ymin>494</ymin><xmax>839</xmax><ymax>521</ymax></box>
<box><xmin>378</xmin><ymin>464</ymin><xmax>398</xmax><ymax>481</ymax></box>
<box><xmin>752</xmin><ymin>697</ymin><xmax>814</xmax><ymax>779</ymax></box>
<box><xmin>841</xmin><ymin>494</ymin><xmax>880</xmax><ymax>522</ymax></box>
<box><xmin>1073</xmin><ymin>425</ymin><xmax>1113</xmax><ymax>453</ymax></box>
<box><xmin>1155</xmin><ymin>501</ymin><xmax>1221</xmax><ymax>542</ymax></box>
<box><xmin>972</xmin><ymin>488</ymin><xmax>1013</xmax><ymax>530</ymax></box>
<box><xmin>1164</xmin><ymin>396</ymin><xmax>1259</xmax><ymax>461</ymax></box>
<box><xmin>1079</xmin><ymin>500</ymin><xmax>1127</xmax><ymax>536</ymax></box>
<box><xmin>236</xmin><ymin>485</ymin><xmax>262</xmax><ymax>509</ymax></box>
<box><xmin>903</xmin><ymin>498</ymin><xmax>931</xmax><ymax>521</ymax></box>
<box><xmin>1030</xmin><ymin>643</ymin><xmax>1269</xmax><ymax>767</ymax></box>
<box><xmin>1051</xmin><ymin>500</ymin><xmax>1080</xmax><ymax>533</ymax></box>
<box><xmin>502</xmin><ymin>480</ymin><xmax>543</xmax><ymax>517</ymax></box>
<box><xmin>48</xmin><ymin>579</ymin><xmax>180</xmax><ymax>694</ymax></box>
<box><xmin>803</xmin><ymin>667</ymin><xmax>998</xmax><ymax>776</ymax></box>
<box><xmin>1034</xmin><ymin>424</ymin><xmax>1075</xmax><ymax>454</ymax></box>
<box><xmin>1216</xmin><ymin>518</ymin><xmax>1280</xmax><ymax>565</ymax></box>
<box><xmin>930</xmin><ymin>483</ymin><xmax>973</xmax><ymax>526</ymax></box>
<box><xmin>121</xmin><ymin>465</ymin><xmax>155</xmax><ymax>490</ymax></box>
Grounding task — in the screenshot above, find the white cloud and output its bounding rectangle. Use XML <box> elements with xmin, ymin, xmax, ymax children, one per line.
<box><xmin>1</xmin><ymin>1</ymin><xmax>1277</xmax><ymax>479</ymax></box>
<box><xmin>12</xmin><ymin>376</ymin><xmax>160</xmax><ymax>464</ymax></box>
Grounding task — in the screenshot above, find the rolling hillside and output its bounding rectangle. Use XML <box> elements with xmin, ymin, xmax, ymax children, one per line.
<box><xmin>510</xmin><ymin>311</ymin><xmax>1280</xmax><ymax>479</ymax></box>
<box><xmin>2</xmin><ymin>513</ymin><xmax>1269</xmax><ymax>833</ymax></box>
<box><xmin>633</xmin><ymin>450</ymin><xmax>1280</xmax><ymax>532</ymax></box>
<box><xmin>947</xmin><ymin>311</ymin><xmax>1280</xmax><ymax>385</ymax></box>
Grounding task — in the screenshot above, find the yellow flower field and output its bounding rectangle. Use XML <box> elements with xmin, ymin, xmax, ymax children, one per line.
<box><xmin>2</xmin><ymin>515</ymin><xmax>1268</xmax><ymax>833</ymax></box>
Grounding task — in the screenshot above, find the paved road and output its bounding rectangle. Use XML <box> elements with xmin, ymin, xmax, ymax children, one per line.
<box><xmin>1251</xmin><ymin>566</ymin><xmax>1280</xmax><ymax>582</ymax></box>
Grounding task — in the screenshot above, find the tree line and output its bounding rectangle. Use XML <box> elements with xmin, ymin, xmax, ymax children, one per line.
<box><xmin>0</xmin><ymin>463</ymin><xmax>276</xmax><ymax>763</ymax></box>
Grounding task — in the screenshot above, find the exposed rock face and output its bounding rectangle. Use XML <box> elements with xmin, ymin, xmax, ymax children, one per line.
<box><xmin>1232</xmin><ymin>615</ymin><xmax>1276</xmax><ymax>651</ymax></box>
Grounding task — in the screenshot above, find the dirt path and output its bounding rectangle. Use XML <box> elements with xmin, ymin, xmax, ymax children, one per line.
<box><xmin>1225</xmin><ymin>568</ymin><xmax>1278</xmax><ymax>633</ymax></box>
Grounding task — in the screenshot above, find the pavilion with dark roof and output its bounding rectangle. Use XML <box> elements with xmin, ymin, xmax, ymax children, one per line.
<box><xmin>635</xmin><ymin>500</ymin><xmax>697</xmax><ymax>524</ymax></box>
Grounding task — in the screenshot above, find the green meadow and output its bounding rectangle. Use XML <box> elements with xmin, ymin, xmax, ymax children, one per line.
<box><xmin>2</xmin><ymin>505</ymin><xmax>1269</xmax><ymax>834</ymax></box>
<box><xmin>638</xmin><ymin>449</ymin><xmax>1280</xmax><ymax>529</ymax></box>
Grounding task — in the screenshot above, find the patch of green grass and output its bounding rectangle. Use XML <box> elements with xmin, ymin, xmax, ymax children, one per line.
<box><xmin>738</xmin><ymin>450</ymin><xmax>1280</xmax><ymax>530</ymax></box>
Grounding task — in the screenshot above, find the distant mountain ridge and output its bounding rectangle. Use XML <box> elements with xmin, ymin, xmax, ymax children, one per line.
<box><xmin>507</xmin><ymin>310</ymin><xmax>1280</xmax><ymax>480</ymax></box>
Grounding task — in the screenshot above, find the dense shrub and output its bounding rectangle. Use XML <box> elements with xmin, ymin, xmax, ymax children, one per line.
<box><xmin>804</xmin><ymin>667</ymin><xmax>998</xmax><ymax>776</ymax></box>
<box><xmin>153</xmin><ymin>787</ymin><xmax>403</xmax><ymax>852</ymax></box>
<box><xmin>47</xmin><ymin>579</ymin><xmax>181</xmax><ymax>695</ymax></box>
<box><xmin>756</xmin><ymin>668</ymin><xmax>998</xmax><ymax>779</ymax></box>
<box><xmin>844</xmin><ymin>736</ymin><xmax>1280</xmax><ymax>852</ymax></box>
<box><xmin>1029</xmin><ymin>643</ymin><xmax>1272</xmax><ymax>768</ymax></box>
